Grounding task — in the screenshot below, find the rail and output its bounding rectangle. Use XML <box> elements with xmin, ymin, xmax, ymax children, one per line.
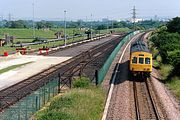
<box><xmin>133</xmin><ymin>75</ymin><xmax>160</xmax><ymax>120</ymax></box>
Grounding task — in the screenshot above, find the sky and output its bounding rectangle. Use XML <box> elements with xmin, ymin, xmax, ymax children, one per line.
<box><xmin>0</xmin><ymin>0</ymin><xmax>180</xmax><ymax>21</ymax></box>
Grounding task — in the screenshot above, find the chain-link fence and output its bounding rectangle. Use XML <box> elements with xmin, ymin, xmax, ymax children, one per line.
<box><xmin>0</xmin><ymin>77</ymin><xmax>59</xmax><ymax>120</ymax></box>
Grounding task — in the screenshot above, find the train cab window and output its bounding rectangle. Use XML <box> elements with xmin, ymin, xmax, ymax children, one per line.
<box><xmin>145</xmin><ymin>58</ymin><xmax>150</xmax><ymax>64</ymax></box>
<box><xmin>139</xmin><ymin>58</ymin><xmax>144</xmax><ymax>64</ymax></box>
<box><xmin>132</xmin><ymin>57</ymin><xmax>137</xmax><ymax>63</ymax></box>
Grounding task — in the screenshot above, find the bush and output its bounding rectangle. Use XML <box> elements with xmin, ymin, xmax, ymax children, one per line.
<box><xmin>73</xmin><ymin>76</ymin><xmax>90</xmax><ymax>88</ymax></box>
<box><xmin>160</xmin><ymin>64</ymin><xmax>173</xmax><ymax>80</ymax></box>
<box><xmin>156</xmin><ymin>55</ymin><xmax>162</xmax><ymax>63</ymax></box>
<box><xmin>153</xmin><ymin>60</ymin><xmax>160</xmax><ymax>69</ymax></box>
<box><xmin>166</xmin><ymin>76</ymin><xmax>180</xmax><ymax>100</ymax></box>
<box><xmin>36</xmin><ymin>110</ymin><xmax>71</xmax><ymax>120</ymax></box>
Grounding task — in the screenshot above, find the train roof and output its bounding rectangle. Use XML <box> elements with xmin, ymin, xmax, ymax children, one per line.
<box><xmin>130</xmin><ymin>41</ymin><xmax>150</xmax><ymax>53</ymax></box>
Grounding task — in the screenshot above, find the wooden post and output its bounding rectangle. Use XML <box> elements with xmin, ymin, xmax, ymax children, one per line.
<box><xmin>95</xmin><ymin>70</ymin><xmax>98</xmax><ymax>86</ymax></box>
<box><xmin>58</xmin><ymin>73</ymin><xmax>61</xmax><ymax>93</ymax></box>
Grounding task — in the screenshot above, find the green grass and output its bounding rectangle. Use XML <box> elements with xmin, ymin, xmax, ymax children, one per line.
<box><xmin>0</xmin><ymin>62</ymin><xmax>32</xmax><ymax>74</ymax></box>
<box><xmin>35</xmin><ymin>77</ymin><xmax>106</xmax><ymax>120</ymax></box>
<box><xmin>0</xmin><ymin>28</ymin><xmax>55</xmax><ymax>38</ymax></box>
<box><xmin>35</xmin><ymin>86</ymin><xmax>106</xmax><ymax>120</ymax></box>
<box><xmin>0</xmin><ymin>28</ymin><xmax>129</xmax><ymax>40</ymax></box>
<box><xmin>0</xmin><ymin>27</ymin><xmax>129</xmax><ymax>55</ymax></box>
<box><xmin>160</xmin><ymin>64</ymin><xmax>173</xmax><ymax>80</ymax></box>
<box><xmin>0</xmin><ymin>36</ymin><xmax>85</xmax><ymax>54</ymax></box>
<box><xmin>73</xmin><ymin>76</ymin><xmax>90</xmax><ymax>88</ymax></box>
<box><xmin>166</xmin><ymin>77</ymin><xmax>180</xmax><ymax>100</ymax></box>
<box><xmin>15</xmin><ymin>38</ymin><xmax>34</xmax><ymax>43</ymax></box>
<box><xmin>100</xmin><ymin>27</ymin><xmax>130</xmax><ymax>34</ymax></box>
<box><xmin>112</xmin><ymin>27</ymin><xmax>130</xmax><ymax>32</ymax></box>
<box><xmin>0</xmin><ymin>46</ymin><xmax>16</xmax><ymax>54</ymax></box>
<box><xmin>0</xmin><ymin>28</ymin><xmax>84</xmax><ymax>39</ymax></box>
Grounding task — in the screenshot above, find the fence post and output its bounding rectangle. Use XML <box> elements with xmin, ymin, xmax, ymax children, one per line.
<box><xmin>35</xmin><ymin>96</ymin><xmax>38</xmax><ymax>111</ymax></box>
<box><xmin>95</xmin><ymin>70</ymin><xmax>98</xmax><ymax>86</ymax></box>
<box><xmin>58</xmin><ymin>73</ymin><xmax>61</xmax><ymax>93</ymax></box>
<box><xmin>70</xmin><ymin>76</ymin><xmax>72</xmax><ymax>88</ymax></box>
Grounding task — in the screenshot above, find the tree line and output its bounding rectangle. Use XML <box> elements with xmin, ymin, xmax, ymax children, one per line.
<box><xmin>150</xmin><ymin>17</ymin><xmax>180</xmax><ymax>76</ymax></box>
<box><xmin>0</xmin><ymin>19</ymin><xmax>165</xmax><ymax>30</ymax></box>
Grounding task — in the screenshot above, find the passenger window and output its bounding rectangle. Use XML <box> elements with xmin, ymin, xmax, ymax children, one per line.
<box><xmin>139</xmin><ymin>58</ymin><xmax>144</xmax><ymax>64</ymax></box>
<box><xmin>145</xmin><ymin>58</ymin><xmax>150</xmax><ymax>64</ymax></box>
<box><xmin>132</xmin><ymin>57</ymin><xmax>137</xmax><ymax>63</ymax></box>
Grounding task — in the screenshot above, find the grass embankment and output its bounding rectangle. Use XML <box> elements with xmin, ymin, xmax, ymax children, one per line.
<box><xmin>35</xmin><ymin>77</ymin><xmax>106</xmax><ymax>120</ymax></box>
<box><xmin>0</xmin><ymin>62</ymin><xmax>32</xmax><ymax>74</ymax></box>
<box><xmin>149</xmin><ymin>36</ymin><xmax>180</xmax><ymax>101</ymax></box>
<box><xmin>158</xmin><ymin>64</ymin><xmax>180</xmax><ymax>100</ymax></box>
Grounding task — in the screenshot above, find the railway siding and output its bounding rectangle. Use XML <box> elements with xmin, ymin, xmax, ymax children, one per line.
<box><xmin>0</xmin><ymin>34</ymin><xmax>125</xmax><ymax>119</ymax></box>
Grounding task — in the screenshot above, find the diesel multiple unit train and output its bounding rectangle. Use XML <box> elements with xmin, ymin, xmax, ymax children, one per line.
<box><xmin>129</xmin><ymin>40</ymin><xmax>152</xmax><ymax>77</ymax></box>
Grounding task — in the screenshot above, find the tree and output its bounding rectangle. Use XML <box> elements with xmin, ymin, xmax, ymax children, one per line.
<box><xmin>4</xmin><ymin>20</ymin><xmax>27</xmax><ymax>28</ymax></box>
<box><xmin>11</xmin><ymin>20</ymin><xmax>28</xmax><ymax>28</ymax></box>
<box><xmin>96</xmin><ymin>25</ymin><xmax>106</xmax><ymax>30</ymax></box>
<box><xmin>167</xmin><ymin>17</ymin><xmax>180</xmax><ymax>34</ymax></box>
<box><xmin>36</xmin><ymin>21</ymin><xmax>54</xmax><ymax>29</ymax></box>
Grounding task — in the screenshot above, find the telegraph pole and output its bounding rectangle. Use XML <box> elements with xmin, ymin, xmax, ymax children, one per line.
<box><xmin>32</xmin><ymin>0</ymin><xmax>35</xmax><ymax>38</ymax></box>
<box><xmin>8</xmin><ymin>13</ymin><xmax>11</xmax><ymax>21</ymax></box>
<box><xmin>90</xmin><ymin>14</ymin><xmax>92</xmax><ymax>40</ymax></box>
<box><xmin>106</xmin><ymin>16</ymin><xmax>109</xmax><ymax>34</ymax></box>
<box><xmin>132</xmin><ymin>6</ymin><xmax>136</xmax><ymax>30</ymax></box>
<box><xmin>64</xmin><ymin>10</ymin><xmax>67</xmax><ymax>46</ymax></box>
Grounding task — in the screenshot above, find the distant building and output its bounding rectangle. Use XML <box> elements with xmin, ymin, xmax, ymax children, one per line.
<box><xmin>129</xmin><ymin>18</ymin><xmax>143</xmax><ymax>23</ymax></box>
<box><xmin>102</xmin><ymin>18</ymin><xmax>109</xmax><ymax>22</ymax></box>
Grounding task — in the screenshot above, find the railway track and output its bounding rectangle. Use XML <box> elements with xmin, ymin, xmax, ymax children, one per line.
<box><xmin>103</xmin><ymin>32</ymin><xmax>166</xmax><ymax>120</ymax></box>
<box><xmin>133</xmin><ymin>75</ymin><xmax>160</xmax><ymax>120</ymax></box>
<box><xmin>0</xmin><ymin>34</ymin><xmax>125</xmax><ymax>112</ymax></box>
<box><xmin>103</xmin><ymin>32</ymin><xmax>143</xmax><ymax>120</ymax></box>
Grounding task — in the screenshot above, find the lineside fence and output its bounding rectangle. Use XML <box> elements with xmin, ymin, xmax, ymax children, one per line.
<box><xmin>0</xmin><ymin>77</ymin><xmax>59</xmax><ymax>120</ymax></box>
<box><xmin>96</xmin><ymin>31</ymin><xmax>140</xmax><ymax>84</ymax></box>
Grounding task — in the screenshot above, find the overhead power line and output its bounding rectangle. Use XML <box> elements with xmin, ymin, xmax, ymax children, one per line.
<box><xmin>132</xmin><ymin>6</ymin><xmax>137</xmax><ymax>30</ymax></box>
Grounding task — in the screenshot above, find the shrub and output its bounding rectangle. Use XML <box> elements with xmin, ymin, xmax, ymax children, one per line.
<box><xmin>160</xmin><ymin>64</ymin><xmax>173</xmax><ymax>80</ymax></box>
<box><xmin>73</xmin><ymin>76</ymin><xmax>90</xmax><ymax>88</ymax></box>
<box><xmin>36</xmin><ymin>110</ymin><xmax>71</xmax><ymax>120</ymax></box>
<box><xmin>153</xmin><ymin>60</ymin><xmax>160</xmax><ymax>69</ymax></box>
<box><xmin>156</xmin><ymin>55</ymin><xmax>162</xmax><ymax>63</ymax></box>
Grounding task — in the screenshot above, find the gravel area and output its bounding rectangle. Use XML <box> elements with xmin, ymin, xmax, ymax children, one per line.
<box><xmin>49</xmin><ymin>35</ymin><xmax>120</xmax><ymax>57</ymax></box>
<box><xmin>151</xmin><ymin>68</ymin><xmax>180</xmax><ymax>120</ymax></box>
